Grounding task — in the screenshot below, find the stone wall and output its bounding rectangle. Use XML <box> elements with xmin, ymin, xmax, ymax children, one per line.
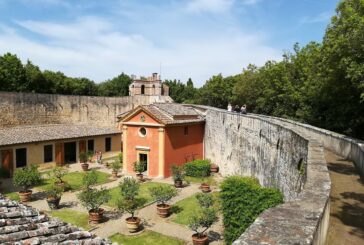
<box><xmin>0</xmin><ymin>92</ymin><xmax>173</xmax><ymax>127</ymax></box>
<box><xmin>202</xmin><ymin>107</ymin><xmax>308</xmax><ymax>201</ymax></box>
<box><xmin>192</xmin><ymin>105</ymin><xmax>331</xmax><ymax>245</ymax></box>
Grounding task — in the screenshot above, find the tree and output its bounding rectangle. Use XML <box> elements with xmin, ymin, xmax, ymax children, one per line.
<box><xmin>0</xmin><ymin>53</ymin><xmax>26</xmax><ymax>92</ymax></box>
<box><xmin>24</xmin><ymin>60</ymin><xmax>52</xmax><ymax>93</ymax></box>
<box><xmin>98</xmin><ymin>73</ymin><xmax>132</xmax><ymax>96</ymax></box>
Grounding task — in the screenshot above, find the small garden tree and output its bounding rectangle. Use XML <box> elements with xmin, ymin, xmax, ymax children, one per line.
<box><xmin>46</xmin><ymin>183</ymin><xmax>63</xmax><ymax>209</ymax></box>
<box><xmin>171</xmin><ymin>164</ymin><xmax>185</xmax><ymax>187</ymax></box>
<box><xmin>13</xmin><ymin>165</ymin><xmax>41</xmax><ymax>202</ymax></box>
<box><xmin>111</xmin><ymin>160</ymin><xmax>122</xmax><ymax>178</ymax></box>
<box><xmin>133</xmin><ymin>161</ymin><xmax>145</xmax><ymax>181</ymax></box>
<box><xmin>117</xmin><ymin>177</ymin><xmax>142</xmax><ymax>232</ymax></box>
<box><xmin>149</xmin><ymin>185</ymin><xmax>178</xmax><ymax>217</ymax></box>
<box><xmin>77</xmin><ymin>170</ymin><xmax>111</xmax><ymax>223</ymax></box>
<box><xmin>49</xmin><ymin>166</ymin><xmax>68</xmax><ymax>184</ymax></box>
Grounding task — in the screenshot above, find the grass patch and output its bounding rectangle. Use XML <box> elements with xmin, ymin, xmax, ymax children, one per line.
<box><xmin>4</xmin><ymin>191</ymin><xmax>20</xmax><ymax>201</ymax></box>
<box><xmin>109</xmin><ymin>231</ymin><xmax>185</xmax><ymax>245</ymax></box>
<box><xmin>184</xmin><ymin>176</ymin><xmax>216</xmax><ymax>186</ymax></box>
<box><xmin>107</xmin><ymin>182</ymin><xmax>171</xmax><ymax>208</ymax></box>
<box><xmin>49</xmin><ymin>208</ymin><xmax>90</xmax><ymax>230</ymax></box>
<box><xmin>36</xmin><ymin>170</ymin><xmax>111</xmax><ymax>191</ymax></box>
<box><xmin>171</xmin><ymin>192</ymin><xmax>220</xmax><ymax>225</ymax></box>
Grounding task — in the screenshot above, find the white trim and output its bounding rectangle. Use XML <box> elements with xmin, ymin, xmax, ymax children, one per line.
<box><xmin>123</xmin><ymin>122</ymin><xmax>164</xmax><ymax>127</ymax></box>
<box><xmin>136</xmin><ymin>146</ymin><xmax>150</xmax><ymax>151</ymax></box>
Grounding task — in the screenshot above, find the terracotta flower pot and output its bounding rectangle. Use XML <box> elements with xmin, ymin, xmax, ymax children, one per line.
<box><xmin>112</xmin><ymin>170</ymin><xmax>118</xmax><ymax>178</ymax></box>
<box><xmin>192</xmin><ymin>234</ymin><xmax>209</xmax><ymax>245</ymax></box>
<box><xmin>174</xmin><ymin>179</ymin><xmax>183</xmax><ymax>188</ymax></box>
<box><xmin>201</xmin><ymin>183</ymin><xmax>211</xmax><ymax>193</ymax></box>
<box><xmin>19</xmin><ymin>190</ymin><xmax>32</xmax><ymax>202</ymax></box>
<box><xmin>46</xmin><ymin>196</ymin><xmax>61</xmax><ymax>210</ymax></box>
<box><xmin>81</xmin><ymin>163</ymin><xmax>89</xmax><ymax>171</ymax></box>
<box><xmin>126</xmin><ymin>217</ymin><xmax>141</xmax><ymax>233</ymax></box>
<box><xmin>156</xmin><ymin>204</ymin><xmax>171</xmax><ymax>218</ymax></box>
<box><xmin>210</xmin><ymin>164</ymin><xmax>219</xmax><ymax>173</ymax></box>
<box><xmin>89</xmin><ymin>208</ymin><xmax>104</xmax><ymax>224</ymax></box>
<box><xmin>136</xmin><ymin>173</ymin><xmax>144</xmax><ymax>181</ymax></box>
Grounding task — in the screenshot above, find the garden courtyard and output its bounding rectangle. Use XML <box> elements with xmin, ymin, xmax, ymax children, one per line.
<box><xmin>0</xmin><ymin>159</ymin><xmax>226</xmax><ymax>245</ymax></box>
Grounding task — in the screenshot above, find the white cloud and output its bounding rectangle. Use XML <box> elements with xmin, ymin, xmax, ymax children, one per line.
<box><xmin>0</xmin><ymin>17</ymin><xmax>280</xmax><ymax>86</ymax></box>
<box><xmin>186</xmin><ymin>0</ymin><xmax>235</xmax><ymax>13</ymax></box>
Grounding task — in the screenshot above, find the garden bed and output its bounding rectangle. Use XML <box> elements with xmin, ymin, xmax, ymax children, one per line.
<box><xmin>109</xmin><ymin>231</ymin><xmax>184</xmax><ymax>245</ymax></box>
<box><xmin>48</xmin><ymin>208</ymin><xmax>91</xmax><ymax>230</ymax></box>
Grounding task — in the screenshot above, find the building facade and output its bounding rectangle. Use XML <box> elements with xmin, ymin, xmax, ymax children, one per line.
<box><xmin>0</xmin><ymin>124</ymin><xmax>121</xmax><ymax>174</ymax></box>
<box><xmin>129</xmin><ymin>73</ymin><xmax>169</xmax><ymax>96</ymax></box>
<box><xmin>118</xmin><ymin>103</ymin><xmax>205</xmax><ymax>178</ymax></box>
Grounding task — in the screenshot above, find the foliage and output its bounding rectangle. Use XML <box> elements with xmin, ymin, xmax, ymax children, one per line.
<box><xmin>49</xmin><ymin>166</ymin><xmax>68</xmax><ymax>184</ymax></box>
<box><xmin>187</xmin><ymin>193</ymin><xmax>217</xmax><ymax>238</ymax></box>
<box><xmin>98</xmin><ymin>73</ymin><xmax>132</xmax><ymax>96</ymax></box>
<box><xmin>111</xmin><ymin>160</ymin><xmax>122</xmax><ymax>172</ymax></box>
<box><xmin>185</xmin><ymin>160</ymin><xmax>211</xmax><ymax>178</ymax></box>
<box><xmin>117</xmin><ymin>178</ymin><xmax>140</xmax><ymax>218</ymax></box>
<box><xmin>133</xmin><ymin>161</ymin><xmax>145</xmax><ymax>174</ymax></box>
<box><xmin>87</xmin><ymin>151</ymin><xmax>94</xmax><ymax>162</ymax></box>
<box><xmin>46</xmin><ymin>183</ymin><xmax>63</xmax><ymax>199</ymax></box>
<box><xmin>77</xmin><ymin>170</ymin><xmax>111</xmax><ymax>212</ymax></box>
<box><xmin>79</xmin><ymin>152</ymin><xmax>88</xmax><ymax>163</ymax></box>
<box><xmin>171</xmin><ymin>164</ymin><xmax>185</xmax><ymax>181</ymax></box>
<box><xmin>118</xmin><ymin>152</ymin><xmax>123</xmax><ymax>163</ymax></box>
<box><xmin>220</xmin><ymin>176</ymin><xmax>283</xmax><ymax>244</ymax></box>
<box><xmin>195</xmin><ymin>193</ymin><xmax>213</xmax><ymax>208</ymax></box>
<box><xmin>0</xmin><ymin>167</ymin><xmax>11</xmax><ymax>178</ymax></box>
<box><xmin>13</xmin><ymin>165</ymin><xmax>41</xmax><ymax>192</ymax></box>
<box><xmin>148</xmin><ymin>185</ymin><xmax>178</xmax><ymax>205</ymax></box>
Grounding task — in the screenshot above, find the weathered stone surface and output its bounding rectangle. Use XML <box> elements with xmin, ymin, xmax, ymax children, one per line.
<box><xmin>0</xmin><ymin>92</ymin><xmax>173</xmax><ymax>127</ymax></box>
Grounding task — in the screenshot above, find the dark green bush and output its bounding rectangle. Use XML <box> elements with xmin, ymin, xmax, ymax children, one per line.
<box><xmin>185</xmin><ymin>159</ymin><xmax>211</xmax><ymax>177</ymax></box>
<box><xmin>220</xmin><ymin>176</ymin><xmax>283</xmax><ymax>244</ymax></box>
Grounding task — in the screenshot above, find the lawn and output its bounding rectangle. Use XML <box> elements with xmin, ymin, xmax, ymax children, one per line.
<box><xmin>184</xmin><ymin>175</ymin><xmax>216</xmax><ymax>186</ymax></box>
<box><xmin>36</xmin><ymin>170</ymin><xmax>111</xmax><ymax>191</ymax></box>
<box><xmin>48</xmin><ymin>208</ymin><xmax>91</xmax><ymax>230</ymax></box>
<box><xmin>4</xmin><ymin>191</ymin><xmax>20</xmax><ymax>201</ymax></box>
<box><xmin>171</xmin><ymin>192</ymin><xmax>220</xmax><ymax>225</ymax></box>
<box><xmin>106</xmin><ymin>181</ymin><xmax>171</xmax><ymax>208</ymax></box>
<box><xmin>109</xmin><ymin>231</ymin><xmax>185</xmax><ymax>245</ymax></box>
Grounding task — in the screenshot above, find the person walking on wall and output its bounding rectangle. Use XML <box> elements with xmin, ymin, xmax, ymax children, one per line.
<box><xmin>241</xmin><ymin>104</ymin><xmax>247</xmax><ymax>114</ymax></box>
<box><xmin>227</xmin><ymin>103</ymin><xmax>232</xmax><ymax>112</ymax></box>
<box><xmin>234</xmin><ymin>105</ymin><xmax>240</xmax><ymax>113</ymax></box>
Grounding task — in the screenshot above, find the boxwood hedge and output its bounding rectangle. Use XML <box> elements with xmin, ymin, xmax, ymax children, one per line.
<box><xmin>184</xmin><ymin>159</ymin><xmax>211</xmax><ymax>177</ymax></box>
<box><xmin>220</xmin><ymin>176</ymin><xmax>283</xmax><ymax>244</ymax></box>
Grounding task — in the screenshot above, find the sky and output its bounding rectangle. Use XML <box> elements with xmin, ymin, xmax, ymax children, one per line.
<box><xmin>0</xmin><ymin>0</ymin><xmax>339</xmax><ymax>86</ymax></box>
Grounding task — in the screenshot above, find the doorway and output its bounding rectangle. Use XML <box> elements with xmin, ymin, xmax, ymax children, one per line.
<box><xmin>139</xmin><ymin>153</ymin><xmax>148</xmax><ymax>173</ymax></box>
<box><xmin>1</xmin><ymin>149</ymin><xmax>13</xmax><ymax>176</ymax></box>
<box><xmin>64</xmin><ymin>142</ymin><xmax>77</xmax><ymax>163</ymax></box>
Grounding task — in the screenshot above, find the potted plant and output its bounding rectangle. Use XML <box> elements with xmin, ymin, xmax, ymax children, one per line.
<box><xmin>133</xmin><ymin>161</ymin><xmax>145</xmax><ymax>181</ymax></box>
<box><xmin>79</xmin><ymin>152</ymin><xmax>89</xmax><ymax>171</ymax></box>
<box><xmin>171</xmin><ymin>165</ymin><xmax>185</xmax><ymax>188</ymax></box>
<box><xmin>200</xmin><ymin>171</ymin><xmax>211</xmax><ymax>193</ymax></box>
<box><xmin>49</xmin><ymin>166</ymin><xmax>68</xmax><ymax>189</ymax></box>
<box><xmin>210</xmin><ymin>163</ymin><xmax>219</xmax><ymax>173</ymax></box>
<box><xmin>77</xmin><ymin>170</ymin><xmax>111</xmax><ymax>224</ymax></box>
<box><xmin>188</xmin><ymin>193</ymin><xmax>217</xmax><ymax>245</ymax></box>
<box><xmin>13</xmin><ymin>165</ymin><xmax>41</xmax><ymax>202</ymax></box>
<box><xmin>149</xmin><ymin>185</ymin><xmax>178</xmax><ymax>218</ymax></box>
<box><xmin>118</xmin><ymin>152</ymin><xmax>123</xmax><ymax>164</ymax></box>
<box><xmin>87</xmin><ymin>151</ymin><xmax>94</xmax><ymax>163</ymax></box>
<box><xmin>111</xmin><ymin>160</ymin><xmax>122</xmax><ymax>178</ymax></box>
<box><xmin>117</xmin><ymin>178</ymin><xmax>142</xmax><ymax>233</ymax></box>
<box><xmin>46</xmin><ymin>184</ymin><xmax>63</xmax><ymax>209</ymax></box>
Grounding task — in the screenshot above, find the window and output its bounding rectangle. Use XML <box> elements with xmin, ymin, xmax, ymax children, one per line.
<box><xmin>44</xmin><ymin>145</ymin><xmax>53</xmax><ymax>163</ymax></box>
<box><xmin>16</xmin><ymin>148</ymin><xmax>27</xmax><ymax>168</ymax></box>
<box><xmin>139</xmin><ymin>127</ymin><xmax>147</xmax><ymax>137</ymax></box>
<box><xmin>184</xmin><ymin>126</ymin><xmax>188</xmax><ymax>136</ymax></box>
<box><xmin>141</xmin><ymin>85</ymin><xmax>145</xmax><ymax>94</ymax></box>
<box><xmin>105</xmin><ymin>137</ymin><xmax>111</xmax><ymax>152</ymax></box>
<box><xmin>88</xmin><ymin>139</ymin><xmax>94</xmax><ymax>152</ymax></box>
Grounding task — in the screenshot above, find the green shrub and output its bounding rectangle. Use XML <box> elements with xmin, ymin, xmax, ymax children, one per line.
<box><xmin>220</xmin><ymin>176</ymin><xmax>283</xmax><ymax>245</ymax></box>
<box><xmin>48</xmin><ymin>166</ymin><xmax>68</xmax><ymax>184</ymax></box>
<box><xmin>133</xmin><ymin>161</ymin><xmax>145</xmax><ymax>174</ymax></box>
<box><xmin>118</xmin><ymin>152</ymin><xmax>123</xmax><ymax>163</ymax></box>
<box><xmin>171</xmin><ymin>164</ymin><xmax>185</xmax><ymax>181</ymax></box>
<box><xmin>13</xmin><ymin>165</ymin><xmax>41</xmax><ymax>192</ymax></box>
<box><xmin>149</xmin><ymin>185</ymin><xmax>178</xmax><ymax>206</ymax></box>
<box><xmin>111</xmin><ymin>160</ymin><xmax>122</xmax><ymax>172</ymax></box>
<box><xmin>185</xmin><ymin>160</ymin><xmax>211</xmax><ymax>177</ymax></box>
<box><xmin>117</xmin><ymin>178</ymin><xmax>141</xmax><ymax>218</ymax></box>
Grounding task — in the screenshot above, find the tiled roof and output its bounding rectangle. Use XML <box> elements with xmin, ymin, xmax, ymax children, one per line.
<box><xmin>0</xmin><ymin>124</ymin><xmax>121</xmax><ymax>147</ymax></box>
<box><xmin>0</xmin><ymin>195</ymin><xmax>111</xmax><ymax>244</ymax></box>
<box><xmin>119</xmin><ymin>103</ymin><xmax>205</xmax><ymax>125</ymax></box>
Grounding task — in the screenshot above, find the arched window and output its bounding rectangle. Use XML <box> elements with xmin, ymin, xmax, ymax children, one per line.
<box><xmin>141</xmin><ymin>85</ymin><xmax>145</xmax><ymax>95</ymax></box>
